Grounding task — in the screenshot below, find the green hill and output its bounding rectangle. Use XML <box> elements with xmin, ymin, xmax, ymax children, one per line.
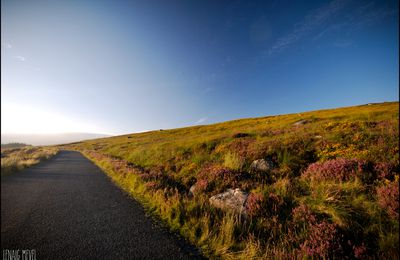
<box><xmin>61</xmin><ymin>102</ymin><xmax>399</xmax><ymax>258</ymax></box>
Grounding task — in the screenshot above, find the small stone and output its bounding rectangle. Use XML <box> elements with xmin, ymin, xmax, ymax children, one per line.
<box><xmin>209</xmin><ymin>188</ymin><xmax>249</xmax><ymax>214</ymax></box>
<box><xmin>189</xmin><ymin>185</ymin><xmax>197</xmax><ymax>197</ymax></box>
<box><xmin>293</xmin><ymin>119</ymin><xmax>309</xmax><ymax>126</ymax></box>
<box><xmin>250</xmin><ymin>159</ymin><xmax>274</xmax><ymax>173</ymax></box>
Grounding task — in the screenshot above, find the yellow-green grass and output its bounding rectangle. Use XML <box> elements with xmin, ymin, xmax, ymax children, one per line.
<box><xmin>1</xmin><ymin>146</ymin><xmax>59</xmax><ymax>177</ymax></box>
<box><xmin>60</xmin><ymin>102</ymin><xmax>399</xmax><ymax>258</ymax></box>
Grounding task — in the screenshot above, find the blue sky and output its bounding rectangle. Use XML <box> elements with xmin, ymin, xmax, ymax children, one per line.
<box><xmin>1</xmin><ymin>0</ymin><xmax>398</xmax><ymax>135</ymax></box>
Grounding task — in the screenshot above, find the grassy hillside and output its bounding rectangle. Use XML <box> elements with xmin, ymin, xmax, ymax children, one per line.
<box><xmin>61</xmin><ymin>102</ymin><xmax>399</xmax><ymax>258</ymax></box>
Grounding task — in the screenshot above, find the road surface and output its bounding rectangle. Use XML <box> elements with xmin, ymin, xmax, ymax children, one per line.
<box><xmin>1</xmin><ymin>151</ymin><xmax>204</xmax><ymax>259</ymax></box>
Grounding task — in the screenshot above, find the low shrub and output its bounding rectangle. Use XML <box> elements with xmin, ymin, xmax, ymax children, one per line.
<box><xmin>291</xmin><ymin>204</ymin><xmax>344</xmax><ymax>258</ymax></box>
<box><xmin>376</xmin><ymin>180</ymin><xmax>399</xmax><ymax>220</ymax></box>
<box><xmin>195</xmin><ymin>164</ymin><xmax>251</xmax><ymax>193</ymax></box>
<box><xmin>374</xmin><ymin>162</ymin><xmax>398</xmax><ymax>181</ymax></box>
<box><xmin>245</xmin><ymin>193</ymin><xmax>264</xmax><ymax>217</ymax></box>
<box><xmin>302</xmin><ymin>158</ymin><xmax>373</xmax><ymax>182</ymax></box>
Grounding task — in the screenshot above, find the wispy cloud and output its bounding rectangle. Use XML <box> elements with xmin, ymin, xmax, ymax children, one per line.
<box><xmin>195</xmin><ymin>117</ymin><xmax>208</xmax><ymax>124</ymax></box>
<box><xmin>268</xmin><ymin>0</ymin><xmax>396</xmax><ymax>56</ymax></box>
<box><xmin>5</xmin><ymin>43</ymin><xmax>12</xmax><ymax>49</ymax></box>
<box><xmin>268</xmin><ymin>0</ymin><xmax>349</xmax><ymax>56</ymax></box>
<box><xmin>352</xmin><ymin>1</ymin><xmax>397</xmax><ymax>29</ymax></box>
<box><xmin>312</xmin><ymin>23</ymin><xmax>346</xmax><ymax>41</ymax></box>
<box><xmin>15</xmin><ymin>55</ymin><xmax>26</xmax><ymax>62</ymax></box>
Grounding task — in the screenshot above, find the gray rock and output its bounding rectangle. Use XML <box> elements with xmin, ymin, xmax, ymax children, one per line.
<box><xmin>209</xmin><ymin>188</ymin><xmax>248</xmax><ymax>214</ymax></box>
<box><xmin>189</xmin><ymin>185</ymin><xmax>197</xmax><ymax>197</ymax></box>
<box><xmin>250</xmin><ymin>159</ymin><xmax>274</xmax><ymax>173</ymax></box>
<box><xmin>293</xmin><ymin>119</ymin><xmax>309</xmax><ymax>126</ymax></box>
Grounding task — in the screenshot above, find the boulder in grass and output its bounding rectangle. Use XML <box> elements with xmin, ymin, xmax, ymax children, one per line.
<box><xmin>293</xmin><ymin>119</ymin><xmax>309</xmax><ymax>126</ymax></box>
<box><xmin>250</xmin><ymin>159</ymin><xmax>274</xmax><ymax>173</ymax></box>
<box><xmin>209</xmin><ymin>188</ymin><xmax>248</xmax><ymax>214</ymax></box>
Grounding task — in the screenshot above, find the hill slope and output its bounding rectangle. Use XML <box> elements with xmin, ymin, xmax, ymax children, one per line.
<box><xmin>62</xmin><ymin>102</ymin><xmax>399</xmax><ymax>258</ymax></box>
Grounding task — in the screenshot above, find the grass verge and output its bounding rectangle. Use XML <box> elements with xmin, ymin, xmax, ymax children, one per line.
<box><xmin>1</xmin><ymin>146</ymin><xmax>59</xmax><ymax>177</ymax></box>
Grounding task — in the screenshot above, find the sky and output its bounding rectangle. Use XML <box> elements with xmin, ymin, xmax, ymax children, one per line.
<box><xmin>1</xmin><ymin>0</ymin><xmax>399</xmax><ymax>135</ymax></box>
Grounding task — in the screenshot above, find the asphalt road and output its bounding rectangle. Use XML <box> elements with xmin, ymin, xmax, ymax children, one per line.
<box><xmin>1</xmin><ymin>151</ymin><xmax>204</xmax><ymax>259</ymax></box>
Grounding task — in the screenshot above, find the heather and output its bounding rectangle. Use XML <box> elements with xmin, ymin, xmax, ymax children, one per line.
<box><xmin>60</xmin><ymin>102</ymin><xmax>399</xmax><ymax>258</ymax></box>
<box><xmin>377</xmin><ymin>180</ymin><xmax>399</xmax><ymax>220</ymax></box>
<box><xmin>1</xmin><ymin>146</ymin><xmax>59</xmax><ymax>176</ymax></box>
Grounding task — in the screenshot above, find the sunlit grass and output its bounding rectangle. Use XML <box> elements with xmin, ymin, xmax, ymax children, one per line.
<box><xmin>60</xmin><ymin>102</ymin><xmax>399</xmax><ymax>258</ymax></box>
<box><xmin>1</xmin><ymin>146</ymin><xmax>59</xmax><ymax>176</ymax></box>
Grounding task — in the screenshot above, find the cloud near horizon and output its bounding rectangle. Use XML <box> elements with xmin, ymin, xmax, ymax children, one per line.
<box><xmin>195</xmin><ymin>117</ymin><xmax>208</xmax><ymax>124</ymax></box>
<box><xmin>15</xmin><ymin>55</ymin><xmax>26</xmax><ymax>62</ymax></box>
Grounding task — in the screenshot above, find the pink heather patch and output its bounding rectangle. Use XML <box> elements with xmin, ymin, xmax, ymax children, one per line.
<box><xmin>376</xmin><ymin>181</ymin><xmax>399</xmax><ymax>219</ymax></box>
<box><xmin>196</xmin><ymin>164</ymin><xmax>249</xmax><ymax>192</ymax></box>
<box><xmin>292</xmin><ymin>204</ymin><xmax>343</xmax><ymax>257</ymax></box>
<box><xmin>353</xmin><ymin>243</ymin><xmax>368</xmax><ymax>259</ymax></box>
<box><xmin>245</xmin><ymin>193</ymin><xmax>264</xmax><ymax>217</ymax></box>
<box><xmin>195</xmin><ymin>179</ymin><xmax>209</xmax><ymax>192</ymax></box>
<box><xmin>292</xmin><ymin>204</ymin><xmax>316</xmax><ymax>224</ymax></box>
<box><xmin>300</xmin><ymin>220</ymin><xmax>339</xmax><ymax>257</ymax></box>
<box><xmin>302</xmin><ymin>158</ymin><xmax>369</xmax><ymax>181</ymax></box>
<box><xmin>374</xmin><ymin>162</ymin><xmax>396</xmax><ymax>180</ymax></box>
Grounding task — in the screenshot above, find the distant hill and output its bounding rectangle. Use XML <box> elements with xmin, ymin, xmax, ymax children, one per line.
<box><xmin>1</xmin><ymin>142</ymin><xmax>30</xmax><ymax>149</ymax></box>
<box><xmin>1</xmin><ymin>133</ymin><xmax>112</xmax><ymax>146</ymax></box>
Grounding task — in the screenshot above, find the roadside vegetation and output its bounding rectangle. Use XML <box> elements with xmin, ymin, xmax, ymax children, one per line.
<box><xmin>1</xmin><ymin>146</ymin><xmax>59</xmax><ymax>176</ymax></box>
<box><xmin>61</xmin><ymin>102</ymin><xmax>399</xmax><ymax>258</ymax></box>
